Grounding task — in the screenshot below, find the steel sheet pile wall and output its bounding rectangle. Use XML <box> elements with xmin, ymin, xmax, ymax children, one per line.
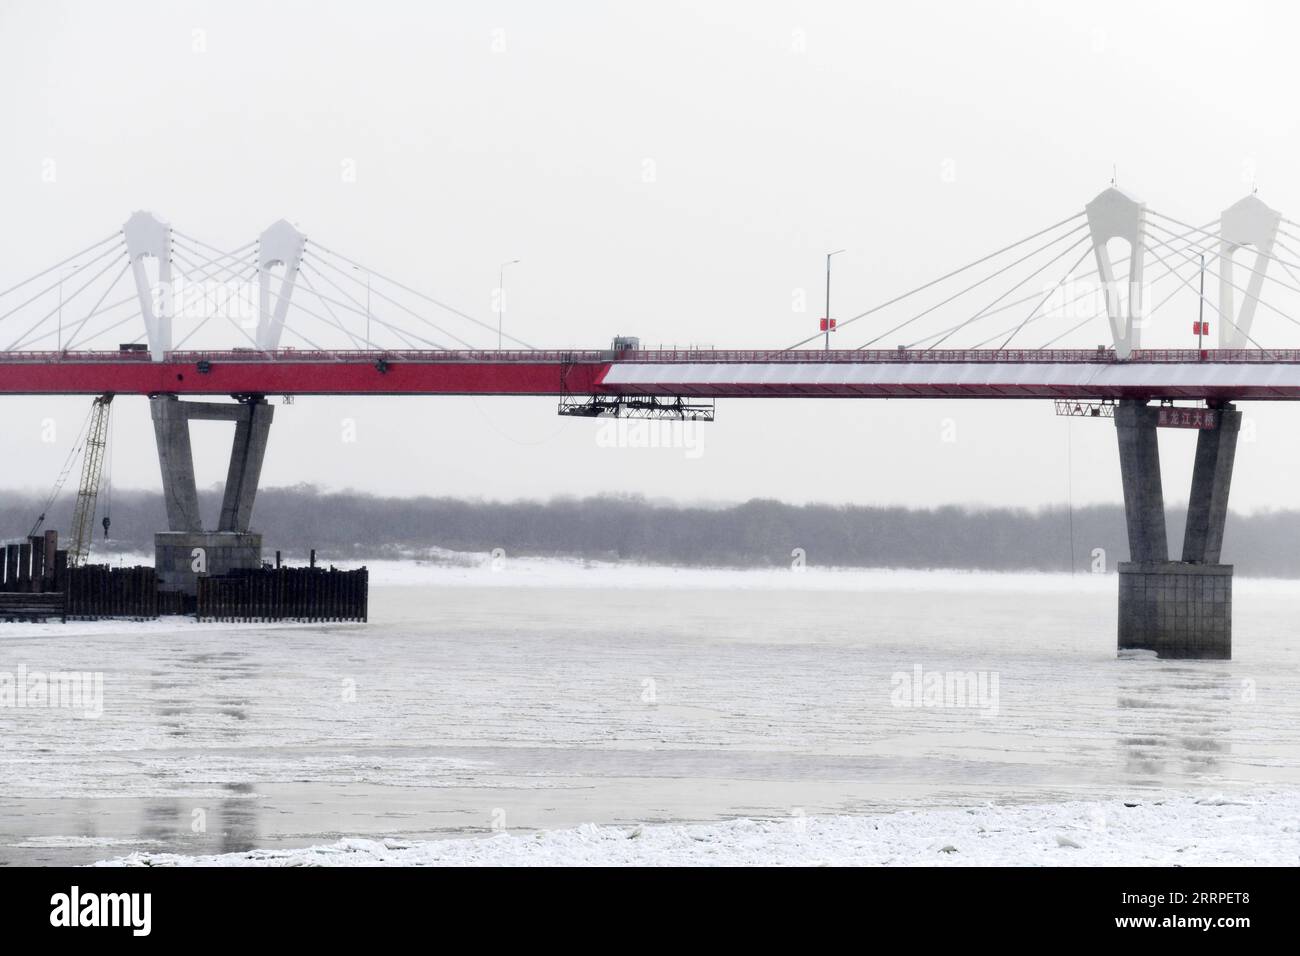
<box><xmin>197</xmin><ymin>566</ymin><xmax>368</xmax><ymax>622</ymax></box>
<box><xmin>0</xmin><ymin>532</ymin><xmax>65</xmax><ymax>621</ymax></box>
<box><xmin>64</xmin><ymin>565</ymin><xmax>160</xmax><ymax>620</ymax></box>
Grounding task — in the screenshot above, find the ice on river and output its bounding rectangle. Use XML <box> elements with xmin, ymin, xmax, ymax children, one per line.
<box><xmin>3</xmin><ymin>559</ymin><xmax>1300</xmax><ymax>865</ymax></box>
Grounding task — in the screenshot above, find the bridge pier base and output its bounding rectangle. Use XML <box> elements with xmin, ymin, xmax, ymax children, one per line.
<box><xmin>155</xmin><ymin>531</ymin><xmax>263</xmax><ymax>594</ymax></box>
<box><xmin>1117</xmin><ymin>562</ymin><xmax>1232</xmax><ymax>659</ymax></box>
<box><xmin>150</xmin><ymin>395</ymin><xmax>273</xmax><ymax>595</ymax></box>
<box><xmin>1114</xmin><ymin>399</ymin><xmax>1240</xmax><ymax>659</ymax></box>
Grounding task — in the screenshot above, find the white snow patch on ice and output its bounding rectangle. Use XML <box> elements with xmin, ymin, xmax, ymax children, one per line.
<box><xmin>98</xmin><ymin>791</ymin><xmax>1300</xmax><ymax>867</ymax></box>
<box><xmin>13</xmin><ymin>836</ymin><xmax>162</xmax><ymax>849</ymax></box>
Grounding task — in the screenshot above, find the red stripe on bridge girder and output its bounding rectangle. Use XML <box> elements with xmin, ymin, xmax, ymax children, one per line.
<box><xmin>0</xmin><ymin>360</ymin><xmax>613</xmax><ymax>396</ymax></box>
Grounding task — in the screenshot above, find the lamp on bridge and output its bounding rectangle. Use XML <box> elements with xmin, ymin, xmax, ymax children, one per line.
<box><xmin>498</xmin><ymin>258</ymin><xmax>520</xmax><ymax>350</ymax></box>
<box><xmin>351</xmin><ymin>264</ymin><xmax>372</xmax><ymax>350</ymax></box>
<box><xmin>58</xmin><ymin>262</ymin><xmax>82</xmax><ymax>353</ymax></box>
<box><xmin>824</xmin><ymin>248</ymin><xmax>846</xmax><ymax>350</ymax></box>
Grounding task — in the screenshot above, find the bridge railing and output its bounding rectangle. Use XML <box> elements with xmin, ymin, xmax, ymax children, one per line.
<box><xmin>5</xmin><ymin>347</ymin><xmax>1300</xmax><ymax>364</ymax></box>
<box><xmin>613</xmin><ymin>348</ymin><xmax>1300</xmax><ymax>363</ymax></box>
<box><xmin>0</xmin><ymin>348</ymin><xmax>618</xmax><ymax>364</ymax></box>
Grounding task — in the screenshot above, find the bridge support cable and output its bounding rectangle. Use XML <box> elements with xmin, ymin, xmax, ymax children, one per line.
<box><xmin>64</xmin><ymin>307</ymin><xmax>147</xmax><ymax>352</ymax></box>
<box><xmin>16</xmin><ymin>298</ymin><xmax>138</xmax><ymax>352</ymax></box>
<box><xmin>234</xmin><ymin>270</ymin><xmax>345</xmax><ymax>355</ymax></box>
<box><xmin>1146</xmin><ymin>219</ymin><xmax>1300</xmax><ymax>298</ymax></box>
<box><xmin>302</xmin><ymin>254</ymin><xmax>468</xmax><ymax>348</ymax></box>
<box><xmin>4</xmin><ymin>241</ymin><xmax>129</xmax><ymax>350</ymax></box>
<box><xmin>780</xmin><ymin>210</ymin><xmax>1087</xmax><ymax>350</ymax></box>
<box><xmin>1144</xmin><ymin>221</ymin><xmax>1300</xmax><ymax>303</ymax></box>
<box><xmin>1151</xmin><ymin>208</ymin><xmax>1300</xmax><ymax>348</ymax></box>
<box><xmin>855</xmin><ymin>219</ymin><xmax>1091</xmax><ymax>349</ymax></box>
<box><xmin>286</xmin><ymin>264</ymin><xmax>451</xmax><ymax>351</ymax></box>
<box><xmin>1141</xmin><ymin>232</ymin><xmax>1270</xmax><ymax>349</ymax></box>
<box><xmin>171</xmin><ymin>235</ymin><xmax>257</xmax><ymax>264</ymax></box>
<box><xmin>1149</xmin><ymin>210</ymin><xmax>1300</xmax><ymax>274</ymax></box>
<box><xmin>301</xmin><ymin>251</ymin><xmax>478</xmax><ymax>349</ymax></box>
<box><xmin>877</xmin><ymin>221</ymin><xmax>1092</xmax><ymax>348</ymax></box>
<box><xmin>169</xmin><ymin>263</ymin><xmax>260</xmax><ymax>351</ymax></box>
<box><xmin>981</xmin><ymin>221</ymin><xmax>1211</xmax><ymax>350</ymax></box>
<box><xmin>1037</xmin><ymin>308</ymin><xmax>1106</xmax><ymax>349</ymax></box>
<box><xmin>924</xmin><ymin>231</ymin><xmax>1094</xmax><ymax>350</ymax></box>
<box><xmin>905</xmin><ymin>246</ymin><xmax>1153</xmax><ymax>349</ymax></box>
<box><xmin>993</xmin><ymin>255</ymin><xmax>1194</xmax><ymax>351</ymax></box>
<box><xmin>169</xmin><ymin>244</ymin><xmax>257</xmax><ymax>289</ymax></box>
<box><xmin>0</xmin><ymin>231</ymin><xmax>122</xmax><ymax>301</ymax></box>
<box><xmin>172</xmin><ymin>230</ymin><xmax>258</xmax><ymax>266</ymax></box>
<box><xmin>1145</xmin><ymin>221</ymin><xmax>1300</xmax><ymax>340</ymax></box>
<box><xmin>296</xmin><ymin>260</ymin><xmax>424</xmax><ymax>346</ymax></box>
<box><xmin>1144</xmin><ymin>222</ymin><xmax>1300</xmax><ymax>338</ymax></box>
<box><xmin>294</xmin><ymin>260</ymin><xmax>452</xmax><ymax>350</ymax></box>
<box><xmin>307</xmin><ymin>240</ymin><xmax>534</xmax><ymax>348</ymax></box>
<box><xmin>170</xmin><ymin>238</ymin><xmax>257</xmax><ymax>273</ymax></box>
<box><xmin>997</xmin><ymin>244</ymin><xmax>1098</xmax><ymax>349</ymax></box>
<box><xmin>304</xmin><ymin>241</ymin><xmax>536</xmax><ymax>349</ymax></box>
<box><xmin>0</xmin><ymin>239</ymin><xmax>126</xmax><ymax>330</ymax></box>
<box><xmin>49</xmin><ymin>261</ymin><xmax>134</xmax><ymax>351</ymax></box>
<box><xmin>295</xmin><ymin>269</ymin><xmax>369</xmax><ymax>351</ymax></box>
<box><xmin>1269</xmin><ymin>238</ymin><xmax>1300</xmax><ymax>285</ymax></box>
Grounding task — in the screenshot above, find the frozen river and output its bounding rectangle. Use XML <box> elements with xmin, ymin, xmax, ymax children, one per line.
<box><xmin>3</xmin><ymin>561</ymin><xmax>1300</xmax><ymax>865</ymax></box>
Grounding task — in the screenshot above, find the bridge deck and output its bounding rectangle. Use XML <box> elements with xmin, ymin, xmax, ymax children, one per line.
<box><xmin>3</xmin><ymin>348</ymin><xmax>1300</xmax><ymax>399</ymax></box>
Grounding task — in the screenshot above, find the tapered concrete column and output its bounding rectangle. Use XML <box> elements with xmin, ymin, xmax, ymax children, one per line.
<box><xmin>1183</xmin><ymin>405</ymin><xmax>1241</xmax><ymax>564</ymax></box>
<box><xmin>149</xmin><ymin>395</ymin><xmax>273</xmax><ymax>594</ymax></box>
<box><xmin>1114</xmin><ymin>400</ymin><xmax>1167</xmax><ymax>562</ymax></box>
<box><xmin>150</xmin><ymin>396</ymin><xmax>203</xmax><ymax>532</ymax></box>
<box><xmin>218</xmin><ymin>399</ymin><xmax>274</xmax><ymax>533</ymax></box>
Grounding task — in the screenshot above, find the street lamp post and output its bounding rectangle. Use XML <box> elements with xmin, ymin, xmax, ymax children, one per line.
<box><xmin>824</xmin><ymin>249</ymin><xmax>846</xmax><ymax>351</ymax></box>
<box><xmin>352</xmin><ymin>265</ymin><xmax>371</xmax><ymax>349</ymax></box>
<box><xmin>59</xmin><ymin>262</ymin><xmax>80</xmax><ymax>352</ymax></box>
<box><xmin>498</xmin><ymin>259</ymin><xmax>520</xmax><ymax>350</ymax></box>
<box><xmin>1197</xmin><ymin>253</ymin><xmax>1206</xmax><ymax>353</ymax></box>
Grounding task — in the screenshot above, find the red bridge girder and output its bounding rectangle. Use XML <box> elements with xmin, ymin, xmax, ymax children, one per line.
<box><xmin>3</xmin><ymin>348</ymin><xmax>1300</xmax><ymax>399</ymax></box>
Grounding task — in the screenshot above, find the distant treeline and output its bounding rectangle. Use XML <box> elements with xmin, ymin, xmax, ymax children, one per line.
<box><xmin>3</xmin><ymin>485</ymin><xmax>1299</xmax><ymax>576</ymax></box>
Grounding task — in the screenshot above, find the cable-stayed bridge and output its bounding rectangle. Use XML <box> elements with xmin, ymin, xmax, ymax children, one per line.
<box><xmin>2</xmin><ymin>185</ymin><xmax>1296</xmax><ymax>658</ymax></box>
<box><xmin>3</xmin><ymin>188</ymin><xmax>1300</xmax><ymax>398</ymax></box>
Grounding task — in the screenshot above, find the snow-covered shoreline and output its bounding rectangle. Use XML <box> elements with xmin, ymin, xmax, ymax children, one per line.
<box><xmin>53</xmin><ymin>549</ymin><xmax>1300</xmax><ymax>595</ymax></box>
<box><xmin>98</xmin><ymin>791</ymin><xmax>1300</xmax><ymax>867</ymax></box>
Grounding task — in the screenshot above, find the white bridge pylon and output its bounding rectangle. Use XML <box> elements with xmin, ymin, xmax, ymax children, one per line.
<box><xmin>1085</xmin><ymin>187</ymin><xmax>1147</xmax><ymax>360</ymax></box>
<box><xmin>255</xmin><ymin>219</ymin><xmax>306</xmax><ymax>351</ymax></box>
<box><xmin>123</xmin><ymin>210</ymin><xmax>173</xmax><ymax>361</ymax></box>
<box><xmin>124</xmin><ymin>212</ymin><xmax>306</xmax><ymax>357</ymax></box>
<box><xmin>1218</xmin><ymin>194</ymin><xmax>1281</xmax><ymax>349</ymax></box>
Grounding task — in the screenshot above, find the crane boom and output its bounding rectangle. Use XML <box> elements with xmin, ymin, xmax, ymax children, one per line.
<box><xmin>68</xmin><ymin>394</ymin><xmax>113</xmax><ymax>567</ymax></box>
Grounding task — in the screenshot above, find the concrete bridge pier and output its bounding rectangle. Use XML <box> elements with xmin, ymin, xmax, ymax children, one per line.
<box><xmin>1114</xmin><ymin>399</ymin><xmax>1241</xmax><ymax>659</ymax></box>
<box><xmin>150</xmin><ymin>395</ymin><xmax>273</xmax><ymax>594</ymax></box>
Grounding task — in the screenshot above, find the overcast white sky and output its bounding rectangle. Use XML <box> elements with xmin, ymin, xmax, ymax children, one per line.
<box><xmin>2</xmin><ymin>0</ymin><xmax>1299</xmax><ymax>511</ymax></box>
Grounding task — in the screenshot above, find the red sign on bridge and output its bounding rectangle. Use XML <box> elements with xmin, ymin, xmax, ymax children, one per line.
<box><xmin>1157</xmin><ymin>406</ymin><xmax>1219</xmax><ymax>430</ymax></box>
